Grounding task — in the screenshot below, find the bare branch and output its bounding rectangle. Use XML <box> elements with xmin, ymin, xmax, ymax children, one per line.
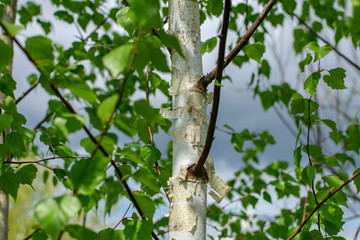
<box><xmin>194</xmin><ymin>0</ymin><xmax>278</xmax><ymax>91</ymax></box>
<box><xmin>191</xmin><ymin>0</ymin><xmax>231</xmax><ymax>178</ymax></box>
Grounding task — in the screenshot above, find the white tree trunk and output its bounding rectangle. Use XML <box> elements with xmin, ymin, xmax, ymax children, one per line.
<box><xmin>0</xmin><ymin>1</ymin><xmax>17</xmax><ymax>239</ymax></box>
<box><xmin>165</xmin><ymin>0</ymin><xmax>209</xmax><ymax>239</ymax></box>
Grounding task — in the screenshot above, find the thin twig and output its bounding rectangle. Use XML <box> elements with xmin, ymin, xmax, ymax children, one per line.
<box><xmin>113</xmin><ymin>202</ymin><xmax>133</xmax><ymax>229</ymax></box>
<box><xmin>305</xmin><ymin>98</ymin><xmax>321</xmax><ymax>232</ymax></box>
<box><xmin>293</xmin><ymin>13</ymin><xmax>360</xmax><ymax>72</ymax></box>
<box><xmin>23</xmin><ymin>228</ymin><xmax>41</xmax><ymax>240</ymax></box>
<box><xmin>3</xmin><ymin>155</ymin><xmax>88</xmax><ymax>165</ymax></box>
<box><xmin>146</xmin><ymin>64</ymin><xmax>161</xmax><ymax>175</ymax></box>
<box><xmin>193</xmin><ymin>0</ymin><xmax>231</xmax><ymax>177</ymax></box>
<box><xmin>288</xmin><ymin>170</ymin><xmax>360</xmax><ymax>239</ymax></box>
<box><xmin>33</xmin><ymin>111</ymin><xmax>53</xmax><ymax>131</ymax></box>
<box><xmin>355</xmin><ymin>224</ymin><xmax>360</xmax><ymax>240</ymax></box>
<box><xmin>15</xmin><ymin>79</ymin><xmax>40</xmax><ymax>104</ymax></box>
<box><xmin>194</xmin><ymin>0</ymin><xmax>278</xmax><ymax>91</ymax></box>
<box><xmin>207</xmin><ymin>195</ymin><xmax>248</xmax><ymax>216</ymax></box>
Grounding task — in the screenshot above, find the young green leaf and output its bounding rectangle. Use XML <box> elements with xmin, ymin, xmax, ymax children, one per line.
<box><xmin>0</xmin><ymin>40</ymin><xmax>13</xmax><ymax>71</ymax></box>
<box><xmin>244</xmin><ymin>42</ymin><xmax>265</xmax><ymax>63</ymax></box>
<box><xmin>70</xmin><ymin>157</ymin><xmax>110</xmax><ymax>195</ymax></box>
<box><xmin>134</xmin><ymin>99</ymin><xmax>156</xmax><ymax>121</ymax></box>
<box><xmin>0</xmin><ymin>166</ymin><xmax>20</xmax><ymax>200</ymax></box>
<box><xmin>25</xmin><ymin>36</ymin><xmax>54</xmax><ymax>71</ymax></box>
<box><xmin>133</xmin><ymin>167</ymin><xmax>161</xmax><ymax>193</ymax></box>
<box><xmin>293</xmin><ymin>146</ymin><xmax>302</xmax><ymax>167</ymax></box>
<box><xmin>68</xmin><ymin>83</ymin><xmax>97</xmax><ymax>103</ymax></box>
<box><xmin>321</xmin><ymin>119</ymin><xmax>337</xmax><ymax>132</ymax></box>
<box><xmin>201</xmin><ymin>37</ymin><xmax>217</xmax><ymax>54</ymax></box>
<box><xmin>0</xmin><ymin>74</ymin><xmax>17</xmax><ymax>98</ymax></box>
<box><xmin>304</xmin><ymin>71</ymin><xmax>321</xmax><ymax>97</ymax></box>
<box><xmin>301</xmin><ymin>166</ymin><xmax>316</xmax><ymax>186</ymax></box>
<box><xmin>323</xmin><ymin>68</ymin><xmax>346</xmax><ymax>89</ymax></box>
<box><xmin>307</xmin><ymin>41</ymin><xmax>332</xmax><ymax>61</ymax></box>
<box><xmin>102</xmin><ymin>44</ymin><xmax>134</xmax><ymax>78</ymax></box>
<box><xmin>0</xmin><ymin>21</ymin><xmax>24</xmax><ymax>37</ymax></box>
<box><xmin>298</xmin><ymin>53</ymin><xmax>312</xmax><ymax>72</ymax></box>
<box><xmin>34</xmin><ymin>195</ymin><xmax>81</xmax><ymax>239</ymax></box>
<box><xmin>157</xmin><ymin>29</ymin><xmax>185</xmax><ymax>58</ymax></box>
<box><xmin>16</xmin><ymin>164</ymin><xmax>38</xmax><ymax>186</ymax></box>
<box><xmin>141</xmin><ymin>145</ymin><xmax>161</xmax><ymax>166</ymax></box>
<box><xmin>290</xmin><ymin>93</ymin><xmax>305</xmax><ymax>114</ymax></box>
<box><xmin>322</xmin><ymin>175</ymin><xmax>344</xmax><ymax>189</ymax></box>
<box><xmin>0</xmin><ymin>114</ymin><xmax>13</xmax><ymax>132</ymax></box>
<box><xmin>353</xmin><ymin>168</ymin><xmax>360</xmax><ymax>193</ymax></box>
<box><xmin>116</xmin><ymin>7</ymin><xmax>137</xmax><ymax>35</ymax></box>
<box><xmin>66</xmin><ymin>225</ymin><xmax>98</xmax><ymax>240</ymax></box>
<box><xmin>97</xmin><ymin>94</ymin><xmax>119</xmax><ymax>125</ymax></box>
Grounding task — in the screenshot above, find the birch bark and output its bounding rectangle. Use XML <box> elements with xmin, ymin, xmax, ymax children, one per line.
<box><xmin>0</xmin><ymin>1</ymin><xmax>17</xmax><ymax>239</ymax></box>
<box><xmin>166</xmin><ymin>0</ymin><xmax>209</xmax><ymax>239</ymax></box>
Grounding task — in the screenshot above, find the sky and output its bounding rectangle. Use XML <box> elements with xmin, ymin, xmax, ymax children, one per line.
<box><xmin>7</xmin><ymin>0</ymin><xmax>360</xmax><ymax>239</ymax></box>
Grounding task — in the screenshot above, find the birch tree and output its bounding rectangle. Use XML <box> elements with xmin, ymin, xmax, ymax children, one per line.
<box><xmin>1</xmin><ymin>0</ymin><xmax>360</xmax><ymax>239</ymax></box>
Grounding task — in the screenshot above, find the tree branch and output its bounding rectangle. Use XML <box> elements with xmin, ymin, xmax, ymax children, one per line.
<box><xmin>293</xmin><ymin>13</ymin><xmax>360</xmax><ymax>72</ymax></box>
<box><xmin>288</xmin><ymin>169</ymin><xmax>360</xmax><ymax>239</ymax></box>
<box><xmin>5</xmin><ymin>29</ymin><xmax>159</xmax><ymax>240</ymax></box>
<box><xmin>194</xmin><ymin>0</ymin><xmax>278</xmax><ymax>91</ymax></box>
<box><xmin>191</xmin><ymin>0</ymin><xmax>231</xmax><ymax>178</ymax></box>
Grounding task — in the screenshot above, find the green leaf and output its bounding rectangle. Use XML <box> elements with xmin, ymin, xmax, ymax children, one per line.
<box><xmin>68</xmin><ymin>83</ymin><xmax>97</xmax><ymax>103</ymax></box>
<box><xmin>70</xmin><ymin>157</ymin><xmax>110</xmax><ymax>195</ymax></box>
<box><xmin>307</xmin><ymin>42</ymin><xmax>332</xmax><ymax>61</ymax></box>
<box><xmin>102</xmin><ymin>44</ymin><xmax>134</xmax><ymax>78</ymax></box>
<box><xmin>302</xmin><ymin>166</ymin><xmax>316</xmax><ymax>186</ymax></box>
<box><xmin>258</xmin><ymin>90</ymin><xmax>274</xmax><ymax>111</ymax></box>
<box><xmin>133</xmin><ymin>168</ymin><xmax>160</xmax><ymax>193</ymax></box>
<box><xmin>0</xmin><ymin>114</ymin><xmax>13</xmax><ymax>132</ymax></box>
<box><xmin>66</xmin><ymin>225</ymin><xmax>98</xmax><ymax>240</ymax></box>
<box><xmin>127</xmin><ymin>0</ymin><xmax>160</xmax><ymax>29</ymax></box>
<box><xmin>299</xmin><ymin>230</ymin><xmax>323</xmax><ymax>240</ymax></box>
<box><xmin>34</xmin><ymin>195</ymin><xmax>81</xmax><ymax>239</ymax></box>
<box><xmin>353</xmin><ymin>168</ymin><xmax>360</xmax><ymax>193</ymax></box>
<box><xmin>299</xmin><ymin>53</ymin><xmax>312</xmax><ymax>72</ymax></box>
<box><xmin>304</xmin><ymin>71</ymin><xmax>321</xmax><ymax>97</ymax></box>
<box><xmin>0</xmin><ymin>21</ymin><xmax>24</xmax><ymax>37</ymax></box>
<box><xmin>322</xmin><ymin>175</ymin><xmax>344</xmax><ymax>189</ymax></box>
<box><xmin>0</xmin><ymin>74</ymin><xmax>17</xmax><ymax>98</ymax></box>
<box><xmin>98</xmin><ymin>229</ymin><xmax>125</xmax><ymax>240</ymax></box>
<box><xmin>322</xmin><ymin>119</ymin><xmax>337</xmax><ymax>132</ymax></box>
<box><xmin>132</xmin><ymin>193</ymin><xmax>156</xmax><ymax>220</ymax></box>
<box><xmin>293</xmin><ymin>146</ymin><xmax>302</xmax><ymax>167</ymax></box>
<box><xmin>0</xmin><ymin>166</ymin><xmax>20</xmax><ymax>200</ymax></box>
<box><xmin>201</xmin><ymin>37</ymin><xmax>217</xmax><ymax>54</ymax></box>
<box><xmin>141</xmin><ymin>145</ymin><xmax>161</xmax><ymax>166</ymax></box>
<box><xmin>80</xmin><ymin>135</ymin><xmax>115</xmax><ymax>154</ymax></box>
<box><xmin>54</xmin><ymin>10</ymin><xmax>74</xmax><ymax>23</ymax></box>
<box><xmin>16</xmin><ymin>164</ymin><xmax>38</xmax><ymax>186</ymax></box>
<box><xmin>302</xmin><ymin>145</ymin><xmax>323</xmax><ymax>159</ymax></box>
<box><xmin>320</xmin><ymin>205</ymin><xmax>344</xmax><ymax>229</ymax></box>
<box><xmin>323</xmin><ymin>68</ymin><xmax>346</xmax><ymax>89</ymax></box>
<box><xmin>263</xmin><ymin>191</ymin><xmax>272</xmax><ymax>203</ymax></box>
<box><xmin>25</xmin><ymin>36</ymin><xmax>54</xmax><ymax>69</ymax></box>
<box><xmin>290</xmin><ymin>93</ymin><xmax>305</xmax><ymax>114</ymax></box>
<box><xmin>134</xmin><ymin>99</ymin><xmax>156</xmax><ymax>121</ymax></box>
<box><xmin>157</xmin><ymin>29</ymin><xmax>185</xmax><ymax>58</ymax></box>
<box><xmin>5</xmin><ymin>132</ymin><xmax>27</xmax><ymax>158</ymax></box>
<box><xmin>53</xmin><ymin>113</ymin><xmax>86</xmax><ymax>137</ymax></box>
<box><xmin>0</xmin><ymin>40</ymin><xmax>13</xmax><ymax>70</ymax></box>
<box><xmin>116</xmin><ymin>7</ymin><xmax>137</xmax><ymax>35</ymax></box>
<box><xmin>244</xmin><ymin>42</ymin><xmax>265</xmax><ymax>63</ymax></box>
<box><xmin>97</xmin><ymin>94</ymin><xmax>119</xmax><ymax>125</ymax></box>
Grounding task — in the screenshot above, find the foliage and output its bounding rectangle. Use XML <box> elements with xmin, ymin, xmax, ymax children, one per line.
<box><xmin>0</xmin><ymin>0</ymin><xmax>360</xmax><ymax>239</ymax></box>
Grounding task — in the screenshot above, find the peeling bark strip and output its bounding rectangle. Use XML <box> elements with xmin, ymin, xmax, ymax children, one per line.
<box><xmin>167</xmin><ymin>0</ymin><xmax>208</xmax><ymax>238</ymax></box>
